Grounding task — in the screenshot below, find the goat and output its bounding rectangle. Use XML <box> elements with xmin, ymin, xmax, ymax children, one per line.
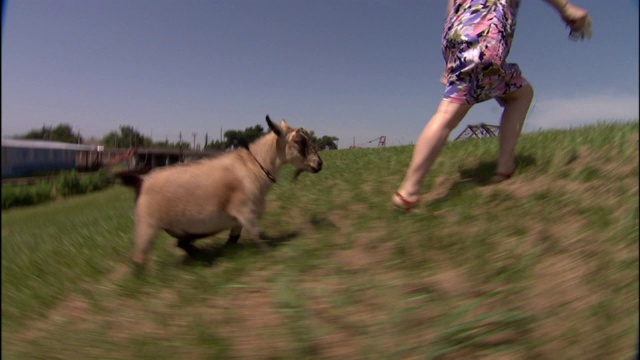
<box><xmin>117</xmin><ymin>115</ymin><xmax>323</xmax><ymax>266</ymax></box>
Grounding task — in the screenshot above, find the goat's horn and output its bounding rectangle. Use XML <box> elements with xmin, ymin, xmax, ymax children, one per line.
<box><xmin>266</xmin><ymin>115</ymin><xmax>283</xmax><ymax>136</ymax></box>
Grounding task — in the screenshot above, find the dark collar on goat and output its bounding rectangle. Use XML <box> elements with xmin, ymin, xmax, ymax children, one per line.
<box><xmin>243</xmin><ymin>145</ymin><xmax>277</xmax><ymax>184</ymax></box>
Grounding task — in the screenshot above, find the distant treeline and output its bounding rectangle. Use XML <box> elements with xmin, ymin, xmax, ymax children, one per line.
<box><xmin>15</xmin><ymin>123</ymin><xmax>339</xmax><ymax>151</ymax></box>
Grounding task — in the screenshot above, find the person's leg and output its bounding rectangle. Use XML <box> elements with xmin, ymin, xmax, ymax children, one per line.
<box><xmin>394</xmin><ymin>99</ymin><xmax>472</xmax><ymax>205</ymax></box>
<box><xmin>494</xmin><ymin>83</ymin><xmax>534</xmax><ymax>178</ymax></box>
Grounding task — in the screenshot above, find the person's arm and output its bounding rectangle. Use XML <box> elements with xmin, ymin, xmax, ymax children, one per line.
<box><xmin>446</xmin><ymin>0</ymin><xmax>454</xmax><ymax>18</ymax></box>
<box><xmin>543</xmin><ymin>0</ymin><xmax>570</xmax><ymax>12</ymax></box>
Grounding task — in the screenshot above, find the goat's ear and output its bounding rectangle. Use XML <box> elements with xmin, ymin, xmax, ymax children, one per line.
<box><xmin>280</xmin><ymin>119</ymin><xmax>292</xmax><ymax>132</ymax></box>
<box><xmin>266</xmin><ymin>115</ymin><xmax>283</xmax><ymax>137</ymax></box>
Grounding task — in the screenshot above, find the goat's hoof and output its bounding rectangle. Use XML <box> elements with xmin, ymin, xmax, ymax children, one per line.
<box><xmin>183</xmin><ymin>249</ymin><xmax>200</xmax><ymax>258</ymax></box>
<box><xmin>224</xmin><ymin>238</ymin><xmax>239</xmax><ymax>246</ymax></box>
<box><xmin>253</xmin><ymin>240</ymin><xmax>270</xmax><ymax>251</ymax></box>
<box><xmin>182</xmin><ymin>253</ymin><xmax>213</xmax><ymax>266</ymax></box>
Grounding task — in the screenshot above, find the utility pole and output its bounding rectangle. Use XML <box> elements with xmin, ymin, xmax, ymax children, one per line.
<box><xmin>179</xmin><ymin>131</ymin><xmax>183</xmax><ymax>162</ymax></box>
<box><xmin>192</xmin><ymin>132</ymin><xmax>197</xmax><ymax>150</ymax></box>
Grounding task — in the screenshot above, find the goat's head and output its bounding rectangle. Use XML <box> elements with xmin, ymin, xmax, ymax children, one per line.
<box><xmin>266</xmin><ymin>115</ymin><xmax>323</xmax><ymax>176</ymax></box>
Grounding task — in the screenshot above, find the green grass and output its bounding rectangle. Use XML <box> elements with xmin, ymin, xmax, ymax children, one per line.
<box><xmin>2</xmin><ymin>121</ymin><xmax>638</xmax><ymax>359</ymax></box>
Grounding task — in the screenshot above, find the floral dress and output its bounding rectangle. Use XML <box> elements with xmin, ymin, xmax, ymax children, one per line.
<box><xmin>442</xmin><ymin>0</ymin><xmax>529</xmax><ymax>105</ymax></box>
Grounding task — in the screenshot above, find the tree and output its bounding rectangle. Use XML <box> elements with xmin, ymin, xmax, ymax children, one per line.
<box><xmin>204</xmin><ymin>140</ymin><xmax>227</xmax><ymax>151</ymax></box>
<box><xmin>223</xmin><ymin>124</ymin><xmax>266</xmax><ymax>149</ymax></box>
<box><xmin>19</xmin><ymin>124</ymin><xmax>82</xmax><ymax>144</ymax></box>
<box><xmin>20</xmin><ymin>126</ymin><xmax>48</xmax><ymax>140</ymax></box>
<box><xmin>202</xmin><ymin>124</ymin><xmax>339</xmax><ymax>151</ymax></box>
<box><xmin>51</xmin><ymin>124</ymin><xmax>81</xmax><ymax>143</ymax></box>
<box><xmin>314</xmin><ymin>135</ymin><xmax>339</xmax><ymax>150</ymax></box>
<box><xmin>203</xmin><ymin>124</ymin><xmax>266</xmax><ymax>150</ymax></box>
<box><xmin>101</xmin><ymin>125</ymin><xmax>151</xmax><ymax>148</ymax></box>
<box><xmin>147</xmin><ymin>137</ymin><xmax>175</xmax><ymax>149</ymax></box>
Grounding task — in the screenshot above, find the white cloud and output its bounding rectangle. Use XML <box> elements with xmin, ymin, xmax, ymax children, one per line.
<box><xmin>525</xmin><ymin>93</ymin><xmax>639</xmax><ymax>131</ymax></box>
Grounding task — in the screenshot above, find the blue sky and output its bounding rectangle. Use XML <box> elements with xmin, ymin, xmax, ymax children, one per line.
<box><xmin>2</xmin><ymin>0</ymin><xmax>638</xmax><ymax>148</ymax></box>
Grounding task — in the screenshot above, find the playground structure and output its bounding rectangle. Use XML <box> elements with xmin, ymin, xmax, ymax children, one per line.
<box><xmin>349</xmin><ymin>136</ymin><xmax>386</xmax><ymax>149</ymax></box>
<box><xmin>346</xmin><ymin>124</ymin><xmax>500</xmax><ymax>149</ymax></box>
<box><xmin>454</xmin><ymin>123</ymin><xmax>500</xmax><ymax>141</ymax></box>
<box><xmin>103</xmin><ymin>147</ymin><xmax>137</xmax><ymax>167</ymax></box>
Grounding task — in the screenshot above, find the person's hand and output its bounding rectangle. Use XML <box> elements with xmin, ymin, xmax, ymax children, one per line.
<box><xmin>560</xmin><ymin>3</ymin><xmax>592</xmax><ymax>40</ymax></box>
<box><xmin>560</xmin><ymin>3</ymin><xmax>589</xmax><ymax>30</ymax></box>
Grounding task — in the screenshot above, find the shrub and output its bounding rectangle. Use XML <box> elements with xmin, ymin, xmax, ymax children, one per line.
<box><xmin>92</xmin><ymin>169</ymin><xmax>116</xmax><ymax>190</ymax></box>
<box><xmin>79</xmin><ymin>169</ymin><xmax>114</xmax><ymax>193</ymax></box>
<box><xmin>1</xmin><ymin>182</ymin><xmax>54</xmax><ymax>209</ymax></box>
<box><xmin>57</xmin><ymin>170</ymin><xmax>84</xmax><ymax>196</ymax></box>
<box><xmin>2</xmin><ymin>169</ymin><xmax>116</xmax><ymax>210</ymax></box>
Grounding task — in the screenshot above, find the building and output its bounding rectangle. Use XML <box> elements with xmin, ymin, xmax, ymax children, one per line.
<box><xmin>1</xmin><ymin>138</ymin><xmax>99</xmax><ymax>179</ymax></box>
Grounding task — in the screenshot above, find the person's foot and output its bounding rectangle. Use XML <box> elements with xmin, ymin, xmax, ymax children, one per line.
<box><xmin>490</xmin><ymin>169</ymin><xmax>515</xmax><ymax>184</ymax></box>
<box><xmin>392</xmin><ymin>192</ymin><xmax>419</xmax><ymax>212</ymax></box>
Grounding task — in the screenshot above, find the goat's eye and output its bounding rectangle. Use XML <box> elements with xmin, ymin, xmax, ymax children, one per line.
<box><xmin>295</xmin><ymin>137</ymin><xmax>308</xmax><ymax>154</ymax></box>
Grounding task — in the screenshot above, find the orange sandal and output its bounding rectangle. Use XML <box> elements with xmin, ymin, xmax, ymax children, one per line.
<box><xmin>392</xmin><ymin>192</ymin><xmax>419</xmax><ymax>212</ymax></box>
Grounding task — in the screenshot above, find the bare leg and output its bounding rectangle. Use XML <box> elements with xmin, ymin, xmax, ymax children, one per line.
<box><xmin>395</xmin><ymin>100</ymin><xmax>473</xmax><ymax>203</ymax></box>
<box><xmin>495</xmin><ymin>83</ymin><xmax>534</xmax><ymax>177</ymax></box>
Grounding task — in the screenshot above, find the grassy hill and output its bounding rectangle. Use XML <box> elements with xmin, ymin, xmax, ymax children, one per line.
<box><xmin>2</xmin><ymin>121</ymin><xmax>638</xmax><ymax>359</ymax></box>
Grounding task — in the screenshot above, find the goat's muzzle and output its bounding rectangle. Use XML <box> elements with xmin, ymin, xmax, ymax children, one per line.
<box><xmin>311</xmin><ymin>159</ymin><xmax>323</xmax><ymax>173</ymax></box>
<box><xmin>293</xmin><ymin>160</ymin><xmax>322</xmax><ymax>180</ymax></box>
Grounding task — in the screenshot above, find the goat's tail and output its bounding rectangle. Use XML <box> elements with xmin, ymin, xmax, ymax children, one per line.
<box><xmin>114</xmin><ymin>167</ymin><xmax>150</xmax><ymax>200</ymax></box>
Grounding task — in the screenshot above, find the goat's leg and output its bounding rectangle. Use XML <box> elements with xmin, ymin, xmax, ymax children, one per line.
<box><xmin>132</xmin><ymin>220</ymin><xmax>159</xmax><ymax>266</ymax></box>
<box><xmin>245</xmin><ymin>223</ymin><xmax>269</xmax><ymax>250</ymax></box>
<box><xmin>230</xmin><ymin>209</ymin><xmax>268</xmax><ymax>250</ymax></box>
<box><xmin>177</xmin><ymin>237</ymin><xmax>199</xmax><ymax>257</ymax></box>
<box><xmin>225</xmin><ymin>226</ymin><xmax>242</xmax><ymax>245</ymax></box>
